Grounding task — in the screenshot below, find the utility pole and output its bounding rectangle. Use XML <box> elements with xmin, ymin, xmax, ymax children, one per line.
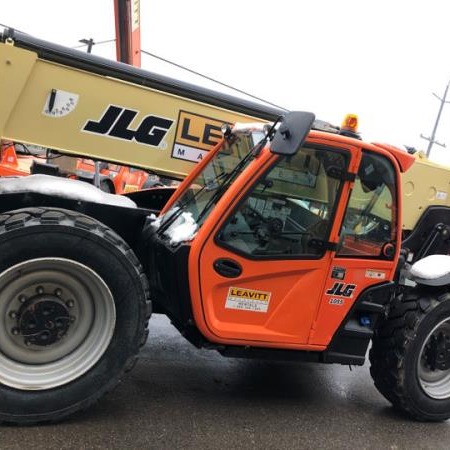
<box><xmin>421</xmin><ymin>80</ymin><xmax>450</xmax><ymax>158</ymax></box>
<box><xmin>79</xmin><ymin>38</ymin><xmax>95</xmax><ymax>54</ymax></box>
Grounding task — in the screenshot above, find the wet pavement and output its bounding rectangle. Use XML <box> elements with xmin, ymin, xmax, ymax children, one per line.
<box><xmin>2</xmin><ymin>314</ymin><xmax>450</xmax><ymax>449</ymax></box>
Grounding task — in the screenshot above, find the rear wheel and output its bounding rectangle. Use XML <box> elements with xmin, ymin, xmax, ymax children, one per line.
<box><xmin>0</xmin><ymin>208</ymin><xmax>150</xmax><ymax>424</ymax></box>
<box><xmin>370</xmin><ymin>289</ymin><xmax>450</xmax><ymax>421</ymax></box>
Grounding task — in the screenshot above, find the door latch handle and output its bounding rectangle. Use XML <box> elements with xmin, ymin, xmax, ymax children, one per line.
<box><xmin>213</xmin><ymin>258</ymin><xmax>242</xmax><ymax>278</ymax></box>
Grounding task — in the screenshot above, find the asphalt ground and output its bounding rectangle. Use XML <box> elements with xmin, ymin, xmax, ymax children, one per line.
<box><xmin>2</xmin><ymin>314</ymin><xmax>450</xmax><ymax>450</ymax></box>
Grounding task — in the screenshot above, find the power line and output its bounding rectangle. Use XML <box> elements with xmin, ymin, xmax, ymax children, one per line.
<box><xmin>1</xmin><ymin>21</ymin><xmax>286</xmax><ymax>112</ymax></box>
<box><xmin>73</xmin><ymin>38</ymin><xmax>116</xmax><ymax>49</ymax></box>
<box><xmin>0</xmin><ymin>26</ymin><xmax>116</xmax><ymax>50</ymax></box>
<box><xmin>141</xmin><ymin>49</ymin><xmax>287</xmax><ymax>111</ymax></box>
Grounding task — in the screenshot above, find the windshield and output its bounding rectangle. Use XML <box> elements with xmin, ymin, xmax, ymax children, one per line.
<box><xmin>155</xmin><ymin>129</ymin><xmax>264</xmax><ymax>243</ymax></box>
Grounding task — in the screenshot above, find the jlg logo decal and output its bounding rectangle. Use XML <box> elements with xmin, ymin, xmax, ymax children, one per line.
<box><xmin>83</xmin><ymin>105</ymin><xmax>174</xmax><ymax>148</ymax></box>
<box><xmin>325</xmin><ymin>282</ymin><xmax>356</xmax><ymax>298</ymax></box>
<box><xmin>172</xmin><ymin>111</ymin><xmax>230</xmax><ymax>162</ymax></box>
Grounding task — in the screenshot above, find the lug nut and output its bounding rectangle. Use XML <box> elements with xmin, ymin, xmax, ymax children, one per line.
<box><xmin>9</xmin><ymin>311</ymin><xmax>17</xmax><ymax>319</ymax></box>
<box><xmin>25</xmin><ymin>340</ymin><xmax>31</xmax><ymax>346</ymax></box>
<box><xmin>36</xmin><ymin>286</ymin><xmax>44</xmax><ymax>295</ymax></box>
<box><xmin>18</xmin><ymin>295</ymin><xmax>27</xmax><ymax>303</ymax></box>
<box><xmin>11</xmin><ymin>328</ymin><xmax>19</xmax><ymax>335</ymax></box>
<box><xmin>70</xmin><ymin>316</ymin><xmax>76</xmax><ymax>323</ymax></box>
<box><xmin>66</xmin><ymin>300</ymin><xmax>75</xmax><ymax>308</ymax></box>
<box><xmin>55</xmin><ymin>288</ymin><xmax>62</xmax><ymax>297</ymax></box>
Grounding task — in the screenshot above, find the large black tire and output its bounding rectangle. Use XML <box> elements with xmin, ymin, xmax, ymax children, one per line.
<box><xmin>370</xmin><ymin>289</ymin><xmax>450</xmax><ymax>421</ymax></box>
<box><xmin>0</xmin><ymin>208</ymin><xmax>151</xmax><ymax>424</ymax></box>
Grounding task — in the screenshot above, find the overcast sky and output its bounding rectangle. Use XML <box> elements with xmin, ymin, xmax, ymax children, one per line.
<box><xmin>3</xmin><ymin>0</ymin><xmax>450</xmax><ymax>164</ymax></box>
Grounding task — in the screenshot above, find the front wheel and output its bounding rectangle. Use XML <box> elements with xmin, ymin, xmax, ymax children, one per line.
<box><xmin>0</xmin><ymin>258</ymin><xmax>116</xmax><ymax>390</ymax></box>
<box><xmin>0</xmin><ymin>208</ymin><xmax>150</xmax><ymax>424</ymax></box>
<box><xmin>370</xmin><ymin>289</ymin><xmax>450</xmax><ymax>421</ymax></box>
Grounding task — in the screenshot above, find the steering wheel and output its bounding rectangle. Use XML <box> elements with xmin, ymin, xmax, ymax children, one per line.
<box><xmin>343</xmin><ymin>210</ymin><xmax>379</xmax><ymax>236</ymax></box>
<box><xmin>243</xmin><ymin>205</ymin><xmax>309</xmax><ymax>246</ymax></box>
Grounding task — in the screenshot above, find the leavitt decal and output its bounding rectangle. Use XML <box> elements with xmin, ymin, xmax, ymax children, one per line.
<box><xmin>225</xmin><ymin>287</ymin><xmax>271</xmax><ymax>313</ymax></box>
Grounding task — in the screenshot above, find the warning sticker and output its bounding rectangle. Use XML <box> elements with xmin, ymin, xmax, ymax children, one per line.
<box><xmin>365</xmin><ymin>270</ymin><xmax>386</xmax><ymax>280</ymax></box>
<box><xmin>225</xmin><ymin>287</ymin><xmax>271</xmax><ymax>313</ymax></box>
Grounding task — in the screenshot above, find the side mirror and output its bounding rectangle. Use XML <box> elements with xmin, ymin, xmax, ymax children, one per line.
<box><xmin>270</xmin><ymin>111</ymin><xmax>315</xmax><ymax>156</ymax></box>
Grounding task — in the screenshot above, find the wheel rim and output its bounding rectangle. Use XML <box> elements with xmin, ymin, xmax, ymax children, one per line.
<box><xmin>418</xmin><ymin>317</ymin><xmax>450</xmax><ymax>399</ymax></box>
<box><xmin>0</xmin><ymin>258</ymin><xmax>116</xmax><ymax>390</ymax></box>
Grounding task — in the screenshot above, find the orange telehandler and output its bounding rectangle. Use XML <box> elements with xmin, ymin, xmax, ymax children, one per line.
<box><xmin>1</xmin><ymin>29</ymin><xmax>450</xmax><ymax>424</ymax></box>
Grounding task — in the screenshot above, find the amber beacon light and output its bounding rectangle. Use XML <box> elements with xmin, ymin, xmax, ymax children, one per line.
<box><xmin>341</xmin><ymin>114</ymin><xmax>359</xmax><ymax>133</ymax></box>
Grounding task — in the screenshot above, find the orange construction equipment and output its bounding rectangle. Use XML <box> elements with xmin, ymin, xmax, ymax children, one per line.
<box><xmin>1</xmin><ymin>30</ymin><xmax>450</xmax><ymax>426</ymax></box>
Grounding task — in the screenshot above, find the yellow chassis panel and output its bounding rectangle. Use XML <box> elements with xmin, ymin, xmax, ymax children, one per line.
<box><xmin>401</xmin><ymin>153</ymin><xmax>450</xmax><ymax>231</ymax></box>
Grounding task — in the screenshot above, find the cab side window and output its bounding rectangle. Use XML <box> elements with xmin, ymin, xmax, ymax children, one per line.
<box><xmin>337</xmin><ymin>152</ymin><xmax>397</xmax><ymax>259</ymax></box>
<box><xmin>217</xmin><ymin>146</ymin><xmax>348</xmax><ymax>258</ymax></box>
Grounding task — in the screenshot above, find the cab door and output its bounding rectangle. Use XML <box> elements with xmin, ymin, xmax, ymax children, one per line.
<box><xmin>189</xmin><ymin>142</ymin><xmax>356</xmax><ymax>348</ymax></box>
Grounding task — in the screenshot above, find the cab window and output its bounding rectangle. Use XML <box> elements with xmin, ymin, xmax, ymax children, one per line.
<box><xmin>337</xmin><ymin>151</ymin><xmax>397</xmax><ymax>259</ymax></box>
<box><xmin>217</xmin><ymin>146</ymin><xmax>349</xmax><ymax>258</ymax></box>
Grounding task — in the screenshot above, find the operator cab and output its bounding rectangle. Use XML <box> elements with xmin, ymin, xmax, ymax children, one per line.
<box><xmin>146</xmin><ymin>111</ymin><xmax>404</xmax><ymax>359</ymax></box>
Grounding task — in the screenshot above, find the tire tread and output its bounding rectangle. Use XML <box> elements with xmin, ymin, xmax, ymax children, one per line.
<box><xmin>370</xmin><ymin>288</ymin><xmax>449</xmax><ymax>421</ymax></box>
<box><xmin>0</xmin><ymin>207</ymin><xmax>151</xmax><ymax>425</ymax></box>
